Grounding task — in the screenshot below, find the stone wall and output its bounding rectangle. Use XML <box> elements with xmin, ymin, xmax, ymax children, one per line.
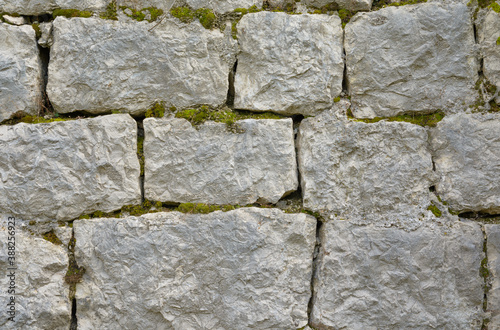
<box><xmin>1</xmin><ymin>0</ymin><xmax>500</xmax><ymax>329</ymax></box>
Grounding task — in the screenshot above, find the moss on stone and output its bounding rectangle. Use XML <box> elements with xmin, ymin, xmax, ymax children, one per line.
<box><xmin>489</xmin><ymin>1</ymin><xmax>500</xmax><ymax>11</ymax></box>
<box><xmin>31</xmin><ymin>23</ymin><xmax>41</xmax><ymax>38</ymax></box>
<box><xmin>497</xmin><ymin>36</ymin><xmax>500</xmax><ymax>45</ymax></box>
<box><xmin>338</xmin><ymin>9</ymin><xmax>353</xmax><ymax>28</ymax></box>
<box><xmin>52</xmin><ymin>8</ymin><xmax>93</xmax><ymax>19</ymax></box>
<box><xmin>42</xmin><ymin>230</ymin><xmax>63</xmax><ymax>245</ymax></box>
<box><xmin>347</xmin><ymin>109</ymin><xmax>444</xmax><ymax>127</ymax></box>
<box><xmin>100</xmin><ymin>0</ymin><xmax>118</xmax><ymax>20</ymax></box>
<box><xmin>373</xmin><ymin>0</ymin><xmax>427</xmax><ymax>10</ymax></box>
<box><xmin>427</xmin><ymin>203</ymin><xmax>442</xmax><ymax>217</ymax></box>
<box><xmin>170</xmin><ymin>6</ymin><xmax>216</xmax><ymax>29</ymax></box>
<box><xmin>334</xmin><ymin>96</ymin><xmax>341</xmax><ymax>103</ymax></box>
<box><xmin>120</xmin><ymin>6</ymin><xmax>163</xmax><ymax>22</ymax></box>
<box><xmin>145</xmin><ymin>102</ymin><xmax>165</xmax><ymax>118</ymax></box>
<box><xmin>137</xmin><ymin>136</ymin><xmax>145</xmax><ymax>176</ymax></box>
<box><xmin>1</xmin><ymin>112</ymin><xmax>74</xmax><ymax>126</ymax></box>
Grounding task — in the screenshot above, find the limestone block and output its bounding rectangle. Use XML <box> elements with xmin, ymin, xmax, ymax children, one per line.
<box><xmin>0</xmin><ymin>218</ymin><xmax>70</xmax><ymax>329</ymax></box>
<box><xmin>0</xmin><ymin>0</ymin><xmax>107</xmax><ymax>15</ymax></box>
<box><xmin>345</xmin><ymin>3</ymin><xmax>479</xmax><ymax>118</ymax></box>
<box><xmin>297</xmin><ymin>110</ymin><xmax>435</xmax><ymax>226</ymax></box>
<box><xmin>234</xmin><ymin>12</ymin><xmax>344</xmax><ymax>116</ymax></box>
<box><xmin>310</xmin><ymin>221</ymin><xmax>484</xmax><ymax>329</ymax></box>
<box><xmin>38</xmin><ymin>22</ymin><xmax>53</xmax><ymax>48</ymax></box>
<box><xmin>486</xmin><ymin>224</ymin><xmax>500</xmax><ymax>328</ymax></box>
<box><xmin>430</xmin><ymin>113</ymin><xmax>500</xmax><ymax>214</ymax></box>
<box><xmin>47</xmin><ymin>17</ymin><xmax>236</xmax><ymax>115</ymax></box>
<box><xmin>0</xmin><ymin>23</ymin><xmax>42</xmax><ymax>123</ymax></box>
<box><xmin>144</xmin><ymin>117</ymin><xmax>298</xmax><ymax>204</ymax></box>
<box><xmin>0</xmin><ymin>114</ymin><xmax>141</xmax><ymax>221</ymax></box>
<box><xmin>117</xmin><ymin>0</ymin><xmax>260</xmax><ymax>13</ymax></box>
<box><xmin>478</xmin><ymin>8</ymin><xmax>500</xmax><ymax>104</ymax></box>
<box><xmin>74</xmin><ymin>208</ymin><xmax>316</xmax><ymax>329</ymax></box>
<box><xmin>303</xmin><ymin>0</ymin><xmax>372</xmax><ymax>12</ymax></box>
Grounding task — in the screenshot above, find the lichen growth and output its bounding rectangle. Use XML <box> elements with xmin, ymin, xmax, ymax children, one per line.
<box><xmin>471</xmin><ymin>76</ymin><xmax>499</xmax><ymax>113</ymax></box>
<box><xmin>52</xmin><ymin>9</ymin><xmax>93</xmax><ymax>19</ymax></box>
<box><xmin>170</xmin><ymin>6</ymin><xmax>216</xmax><ymax>29</ymax></box>
<box><xmin>347</xmin><ymin>109</ymin><xmax>445</xmax><ymax>127</ymax></box>
<box><xmin>427</xmin><ymin>203</ymin><xmax>442</xmax><ymax>217</ymax></box>
<box><xmin>145</xmin><ymin>102</ymin><xmax>165</xmax><ymax>118</ymax></box>
<box><xmin>42</xmin><ymin>230</ymin><xmax>63</xmax><ymax>245</ymax></box>
<box><xmin>31</xmin><ymin>23</ymin><xmax>41</xmax><ymax>38</ymax></box>
<box><xmin>100</xmin><ymin>0</ymin><xmax>118</xmax><ymax>20</ymax></box>
<box><xmin>120</xmin><ymin>6</ymin><xmax>163</xmax><ymax>22</ymax></box>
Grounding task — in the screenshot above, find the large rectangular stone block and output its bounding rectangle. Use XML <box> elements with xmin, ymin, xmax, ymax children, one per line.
<box><xmin>297</xmin><ymin>110</ymin><xmax>435</xmax><ymax>227</ymax></box>
<box><xmin>0</xmin><ymin>114</ymin><xmax>141</xmax><ymax>221</ymax></box>
<box><xmin>430</xmin><ymin>113</ymin><xmax>500</xmax><ymax>214</ymax></box>
<box><xmin>74</xmin><ymin>208</ymin><xmax>316</xmax><ymax>329</ymax></box>
<box><xmin>144</xmin><ymin>117</ymin><xmax>298</xmax><ymax>205</ymax></box>
<box><xmin>310</xmin><ymin>221</ymin><xmax>484</xmax><ymax>329</ymax></box>
<box><xmin>0</xmin><ymin>23</ymin><xmax>42</xmax><ymax>123</ymax></box>
<box><xmin>0</xmin><ymin>0</ymin><xmax>108</xmax><ymax>15</ymax></box>
<box><xmin>234</xmin><ymin>12</ymin><xmax>344</xmax><ymax>116</ymax></box>
<box><xmin>0</xmin><ymin>219</ymin><xmax>70</xmax><ymax>329</ymax></box>
<box><xmin>345</xmin><ymin>3</ymin><xmax>478</xmax><ymax>118</ymax></box>
<box><xmin>47</xmin><ymin>17</ymin><xmax>236</xmax><ymax>115</ymax></box>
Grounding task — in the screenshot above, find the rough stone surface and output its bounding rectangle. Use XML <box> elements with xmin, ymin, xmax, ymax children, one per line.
<box><xmin>311</xmin><ymin>220</ymin><xmax>484</xmax><ymax>329</ymax></box>
<box><xmin>478</xmin><ymin>8</ymin><xmax>500</xmax><ymax>104</ymax></box>
<box><xmin>297</xmin><ymin>110</ymin><xmax>436</xmax><ymax>227</ymax></box>
<box><xmin>345</xmin><ymin>3</ymin><xmax>478</xmax><ymax>118</ymax></box>
<box><xmin>144</xmin><ymin>117</ymin><xmax>298</xmax><ymax>204</ymax></box>
<box><xmin>0</xmin><ymin>0</ymin><xmax>108</xmax><ymax>15</ymax></box>
<box><xmin>303</xmin><ymin>0</ymin><xmax>372</xmax><ymax>11</ymax></box>
<box><xmin>74</xmin><ymin>208</ymin><xmax>316</xmax><ymax>329</ymax></box>
<box><xmin>47</xmin><ymin>17</ymin><xmax>236</xmax><ymax>115</ymax></box>
<box><xmin>38</xmin><ymin>22</ymin><xmax>53</xmax><ymax>48</ymax></box>
<box><xmin>3</xmin><ymin>15</ymin><xmax>26</xmax><ymax>25</ymax></box>
<box><xmin>0</xmin><ymin>217</ymin><xmax>70</xmax><ymax>329</ymax></box>
<box><xmin>0</xmin><ymin>114</ymin><xmax>141</xmax><ymax>221</ymax></box>
<box><xmin>430</xmin><ymin>113</ymin><xmax>500</xmax><ymax>214</ymax></box>
<box><xmin>186</xmin><ymin>0</ymin><xmax>262</xmax><ymax>12</ymax></box>
<box><xmin>234</xmin><ymin>12</ymin><xmax>344</xmax><ymax>116</ymax></box>
<box><xmin>0</xmin><ymin>23</ymin><xmax>42</xmax><ymax>123</ymax></box>
<box><xmin>486</xmin><ymin>224</ymin><xmax>500</xmax><ymax>328</ymax></box>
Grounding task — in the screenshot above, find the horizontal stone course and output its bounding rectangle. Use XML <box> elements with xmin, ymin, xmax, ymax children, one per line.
<box><xmin>144</xmin><ymin>117</ymin><xmax>298</xmax><ymax>205</ymax></box>
<box><xmin>0</xmin><ymin>220</ymin><xmax>70</xmax><ymax>329</ymax></box>
<box><xmin>345</xmin><ymin>3</ymin><xmax>478</xmax><ymax>118</ymax></box>
<box><xmin>0</xmin><ymin>0</ymin><xmax>109</xmax><ymax>15</ymax></box>
<box><xmin>74</xmin><ymin>208</ymin><xmax>316</xmax><ymax>329</ymax></box>
<box><xmin>47</xmin><ymin>17</ymin><xmax>236</xmax><ymax>115</ymax></box>
<box><xmin>234</xmin><ymin>12</ymin><xmax>344</xmax><ymax>116</ymax></box>
<box><xmin>0</xmin><ymin>23</ymin><xmax>42</xmax><ymax>123</ymax></box>
<box><xmin>311</xmin><ymin>220</ymin><xmax>484</xmax><ymax>329</ymax></box>
<box><xmin>0</xmin><ymin>114</ymin><xmax>141</xmax><ymax>221</ymax></box>
<box><xmin>303</xmin><ymin>0</ymin><xmax>373</xmax><ymax>11</ymax></box>
<box><xmin>430</xmin><ymin>113</ymin><xmax>500</xmax><ymax>214</ymax></box>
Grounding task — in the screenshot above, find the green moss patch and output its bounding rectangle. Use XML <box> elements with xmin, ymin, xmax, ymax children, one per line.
<box><xmin>373</xmin><ymin>0</ymin><xmax>427</xmax><ymax>10</ymax></box>
<box><xmin>100</xmin><ymin>0</ymin><xmax>118</xmax><ymax>20</ymax></box>
<box><xmin>52</xmin><ymin>9</ymin><xmax>93</xmax><ymax>19</ymax></box>
<box><xmin>31</xmin><ymin>23</ymin><xmax>41</xmax><ymax>38</ymax></box>
<box><xmin>347</xmin><ymin>109</ymin><xmax>444</xmax><ymax>127</ymax></box>
<box><xmin>145</xmin><ymin>102</ymin><xmax>165</xmax><ymax>118</ymax></box>
<box><xmin>497</xmin><ymin>36</ymin><xmax>500</xmax><ymax>45</ymax></box>
<box><xmin>1</xmin><ymin>112</ymin><xmax>74</xmax><ymax>126</ymax></box>
<box><xmin>491</xmin><ymin>2</ymin><xmax>500</xmax><ymax>12</ymax></box>
<box><xmin>137</xmin><ymin>136</ymin><xmax>145</xmax><ymax>176</ymax></box>
<box><xmin>170</xmin><ymin>6</ymin><xmax>216</xmax><ymax>29</ymax></box>
<box><xmin>42</xmin><ymin>230</ymin><xmax>63</xmax><ymax>245</ymax></box>
<box><xmin>427</xmin><ymin>203</ymin><xmax>442</xmax><ymax>217</ymax></box>
<box><xmin>120</xmin><ymin>6</ymin><xmax>163</xmax><ymax>22</ymax></box>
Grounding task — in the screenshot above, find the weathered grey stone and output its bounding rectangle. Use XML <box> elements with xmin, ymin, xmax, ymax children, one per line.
<box><xmin>47</xmin><ymin>17</ymin><xmax>236</xmax><ymax>115</ymax></box>
<box><xmin>0</xmin><ymin>114</ymin><xmax>141</xmax><ymax>221</ymax></box>
<box><xmin>186</xmin><ymin>0</ymin><xmax>262</xmax><ymax>12</ymax></box>
<box><xmin>74</xmin><ymin>208</ymin><xmax>316</xmax><ymax>329</ymax></box>
<box><xmin>345</xmin><ymin>3</ymin><xmax>479</xmax><ymax>118</ymax></box>
<box><xmin>38</xmin><ymin>22</ymin><xmax>53</xmax><ymax>48</ymax></box>
<box><xmin>430</xmin><ymin>113</ymin><xmax>500</xmax><ymax>214</ymax></box>
<box><xmin>234</xmin><ymin>12</ymin><xmax>344</xmax><ymax>116</ymax></box>
<box><xmin>0</xmin><ymin>23</ymin><xmax>42</xmax><ymax>123</ymax></box>
<box><xmin>0</xmin><ymin>0</ymin><xmax>107</xmax><ymax>15</ymax></box>
<box><xmin>310</xmin><ymin>220</ymin><xmax>484</xmax><ymax>329</ymax></box>
<box><xmin>486</xmin><ymin>224</ymin><xmax>500</xmax><ymax>328</ymax></box>
<box><xmin>303</xmin><ymin>0</ymin><xmax>372</xmax><ymax>12</ymax></box>
<box><xmin>297</xmin><ymin>110</ymin><xmax>436</xmax><ymax>227</ymax></box>
<box><xmin>0</xmin><ymin>217</ymin><xmax>70</xmax><ymax>329</ymax></box>
<box><xmin>478</xmin><ymin>8</ymin><xmax>500</xmax><ymax>104</ymax></box>
<box><xmin>2</xmin><ymin>15</ymin><xmax>26</xmax><ymax>25</ymax></box>
<box><xmin>144</xmin><ymin>117</ymin><xmax>298</xmax><ymax>204</ymax></box>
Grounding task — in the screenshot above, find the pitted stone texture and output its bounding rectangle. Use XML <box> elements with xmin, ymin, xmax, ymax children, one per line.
<box><xmin>234</xmin><ymin>12</ymin><xmax>344</xmax><ymax>116</ymax></box>
<box><xmin>345</xmin><ymin>3</ymin><xmax>478</xmax><ymax>119</ymax></box>
<box><xmin>486</xmin><ymin>224</ymin><xmax>500</xmax><ymax>328</ymax></box>
<box><xmin>303</xmin><ymin>0</ymin><xmax>372</xmax><ymax>11</ymax></box>
<box><xmin>478</xmin><ymin>8</ymin><xmax>500</xmax><ymax>104</ymax></box>
<box><xmin>0</xmin><ymin>0</ymin><xmax>108</xmax><ymax>15</ymax></box>
<box><xmin>74</xmin><ymin>208</ymin><xmax>316</xmax><ymax>329</ymax></box>
<box><xmin>430</xmin><ymin>113</ymin><xmax>500</xmax><ymax>214</ymax></box>
<box><xmin>0</xmin><ymin>219</ymin><xmax>70</xmax><ymax>329</ymax></box>
<box><xmin>310</xmin><ymin>221</ymin><xmax>484</xmax><ymax>329</ymax></box>
<box><xmin>38</xmin><ymin>22</ymin><xmax>53</xmax><ymax>48</ymax></box>
<box><xmin>47</xmin><ymin>17</ymin><xmax>236</xmax><ymax>115</ymax></box>
<box><xmin>0</xmin><ymin>23</ymin><xmax>42</xmax><ymax>123</ymax></box>
<box><xmin>117</xmin><ymin>0</ymin><xmax>260</xmax><ymax>13</ymax></box>
<box><xmin>144</xmin><ymin>117</ymin><xmax>298</xmax><ymax>204</ymax></box>
<box><xmin>297</xmin><ymin>110</ymin><xmax>435</xmax><ymax>226</ymax></box>
<box><xmin>0</xmin><ymin>114</ymin><xmax>141</xmax><ymax>221</ymax></box>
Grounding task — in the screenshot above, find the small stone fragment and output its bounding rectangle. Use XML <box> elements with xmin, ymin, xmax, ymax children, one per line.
<box><xmin>345</xmin><ymin>3</ymin><xmax>479</xmax><ymax>118</ymax></box>
<box><xmin>478</xmin><ymin>8</ymin><xmax>500</xmax><ymax>104</ymax></box>
<box><xmin>74</xmin><ymin>208</ymin><xmax>316</xmax><ymax>329</ymax></box>
<box><xmin>2</xmin><ymin>14</ymin><xmax>27</xmax><ymax>25</ymax></box>
<box><xmin>234</xmin><ymin>12</ymin><xmax>344</xmax><ymax>116</ymax></box>
<box><xmin>310</xmin><ymin>221</ymin><xmax>484</xmax><ymax>329</ymax></box>
<box><xmin>0</xmin><ymin>23</ymin><xmax>42</xmax><ymax>122</ymax></box>
<box><xmin>0</xmin><ymin>114</ymin><xmax>141</xmax><ymax>221</ymax></box>
<box><xmin>430</xmin><ymin>113</ymin><xmax>500</xmax><ymax>214</ymax></box>
<box><xmin>38</xmin><ymin>22</ymin><xmax>53</xmax><ymax>48</ymax></box>
<box><xmin>144</xmin><ymin>117</ymin><xmax>298</xmax><ymax>205</ymax></box>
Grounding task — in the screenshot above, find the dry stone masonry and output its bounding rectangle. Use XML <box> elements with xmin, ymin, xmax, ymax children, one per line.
<box><xmin>1</xmin><ymin>0</ymin><xmax>500</xmax><ymax>328</ymax></box>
